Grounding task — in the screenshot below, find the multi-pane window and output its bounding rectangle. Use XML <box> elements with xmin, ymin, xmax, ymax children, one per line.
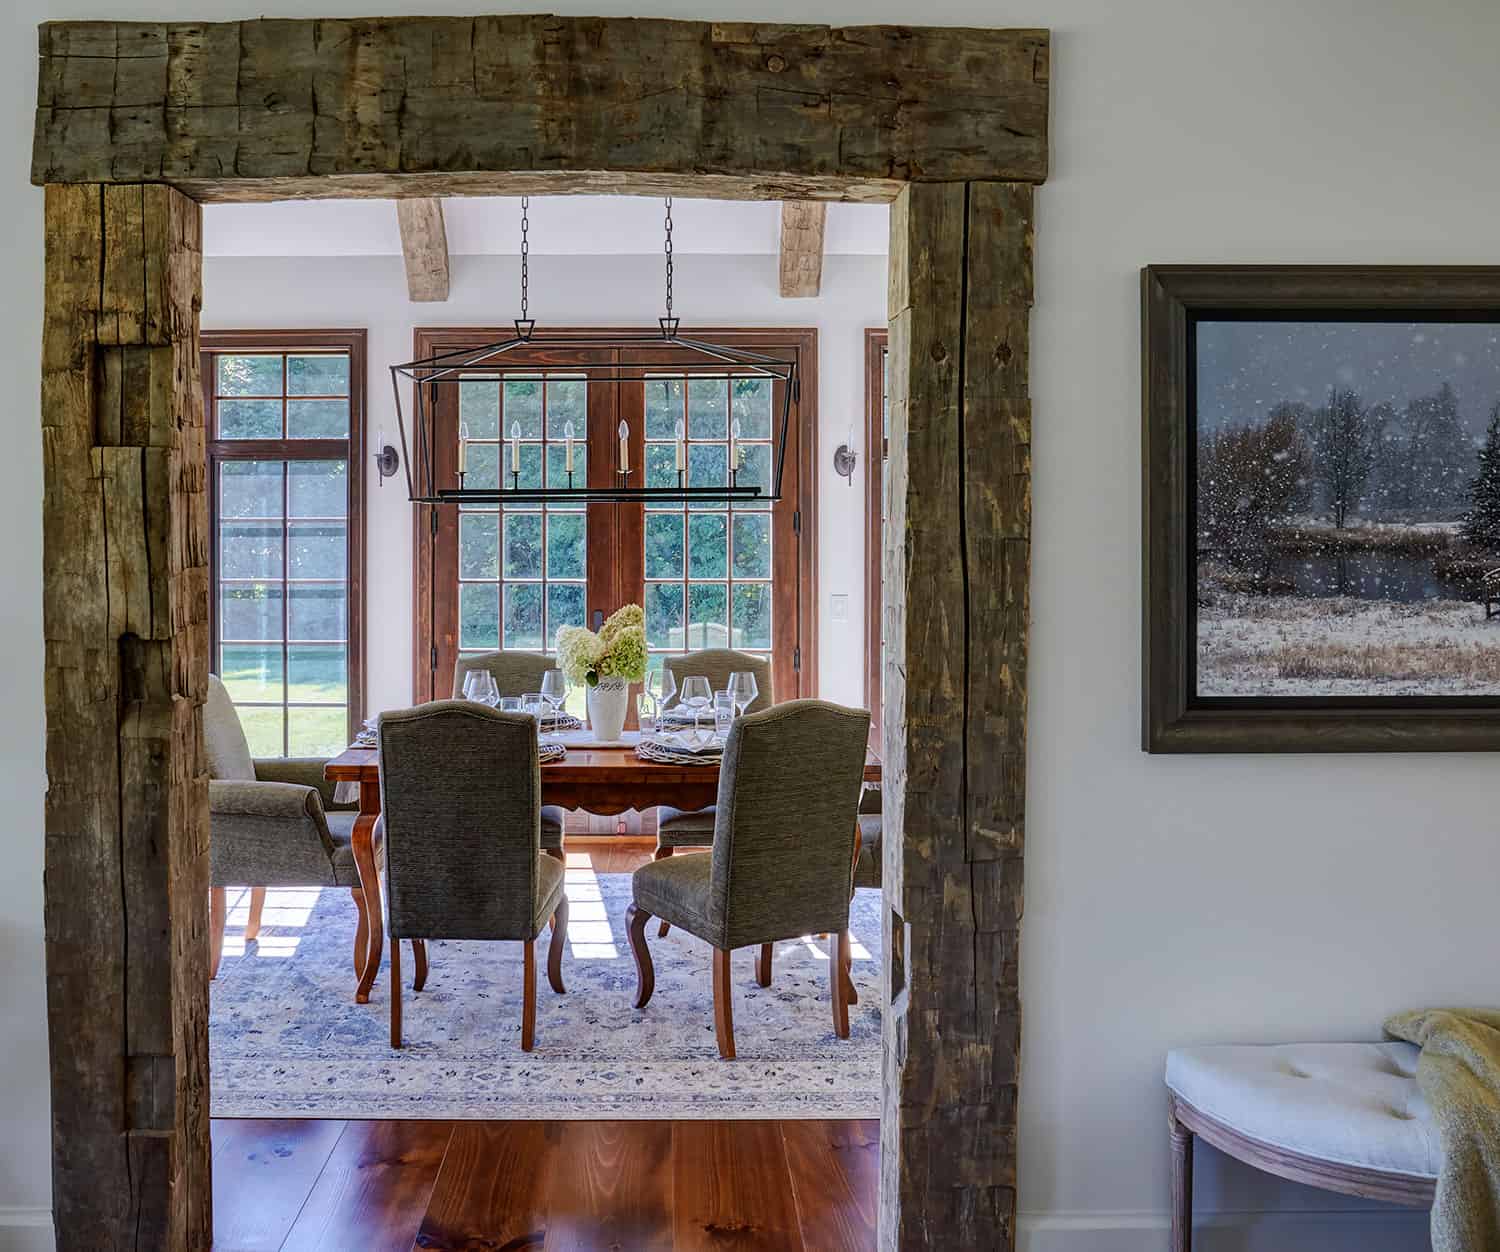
<box><xmin>642</xmin><ymin>375</ymin><xmax>775</xmax><ymax>679</ymax></box>
<box><xmin>205</xmin><ymin>333</ymin><xmax>365</xmax><ymax>758</ymax></box>
<box><xmin>456</xmin><ymin>375</ymin><xmax>589</xmax><ymax>661</ymax></box>
<box><xmin>415</xmin><ymin>328</ymin><xmax>812</xmax><ymax>708</ymax></box>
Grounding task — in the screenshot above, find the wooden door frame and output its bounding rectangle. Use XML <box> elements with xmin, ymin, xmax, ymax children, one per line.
<box><xmin>864</xmin><ymin>327</ymin><xmax>889</xmax><ymax>729</ymax></box>
<box><xmin>408</xmin><ymin>325</ymin><xmax>819</xmax><ymax>705</ymax></box>
<box><xmin>32</xmin><ymin>16</ymin><xmax>1047</xmax><ymax>1251</ymax></box>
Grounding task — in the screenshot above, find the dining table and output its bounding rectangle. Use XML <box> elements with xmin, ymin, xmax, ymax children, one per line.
<box><xmin>325</xmin><ymin>729</ymin><xmax>882</xmax><ymax>1003</ymax></box>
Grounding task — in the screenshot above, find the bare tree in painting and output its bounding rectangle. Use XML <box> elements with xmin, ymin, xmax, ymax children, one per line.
<box><xmin>1198</xmin><ymin>405</ymin><xmax>1309</xmax><ymax>575</ymax></box>
<box><xmin>1310</xmin><ymin>386</ymin><xmax>1374</xmax><ymax>528</ymax></box>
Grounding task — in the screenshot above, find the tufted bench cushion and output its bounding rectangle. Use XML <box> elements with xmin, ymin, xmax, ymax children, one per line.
<box><xmin>1166</xmin><ymin>1042</ymin><xmax>1440</xmax><ymax>1180</ymax></box>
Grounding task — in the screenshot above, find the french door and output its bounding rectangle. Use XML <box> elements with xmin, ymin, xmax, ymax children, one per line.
<box><xmin>413</xmin><ymin>328</ymin><xmax>817</xmax><ymax>708</ymax></box>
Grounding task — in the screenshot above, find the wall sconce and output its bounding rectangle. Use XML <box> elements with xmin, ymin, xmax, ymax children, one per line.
<box><xmin>833</xmin><ymin>428</ymin><xmax>857</xmax><ymax>485</ymax></box>
<box><xmin>373</xmin><ymin>430</ymin><xmax>400</xmax><ymax>485</ymax></box>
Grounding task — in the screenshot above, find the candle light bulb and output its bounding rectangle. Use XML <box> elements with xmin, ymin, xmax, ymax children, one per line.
<box><xmin>674</xmin><ymin>416</ymin><xmax>686</xmax><ymax>472</ymax></box>
<box><xmin>730</xmin><ymin>417</ymin><xmax>743</xmax><ymax>469</ymax></box>
<box><xmin>564</xmin><ymin>420</ymin><xmax>576</xmax><ymax>474</ymax></box>
<box><xmin>457</xmin><ymin>421</ymin><xmax>470</xmax><ymax>474</ymax></box>
<box><xmin>618</xmin><ymin>419</ymin><xmax>630</xmax><ymax>474</ymax></box>
<box><xmin>510</xmin><ymin>420</ymin><xmax>521</xmax><ymax>474</ymax></box>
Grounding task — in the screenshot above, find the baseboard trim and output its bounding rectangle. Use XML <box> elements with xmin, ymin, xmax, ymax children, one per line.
<box><xmin>0</xmin><ymin>1208</ymin><xmax>53</xmax><ymax>1252</ymax></box>
<box><xmin>1019</xmin><ymin>1207</ymin><xmax>1428</xmax><ymax>1252</ymax></box>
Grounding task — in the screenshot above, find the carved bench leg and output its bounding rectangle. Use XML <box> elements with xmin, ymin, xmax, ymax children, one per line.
<box><xmin>1170</xmin><ymin>1104</ymin><xmax>1194</xmax><ymax>1252</ymax></box>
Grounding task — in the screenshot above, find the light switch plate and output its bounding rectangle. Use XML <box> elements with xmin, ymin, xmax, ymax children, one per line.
<box><xmin>830</xmin><ymin>593</ymin><xmax>849</xmax><ymax>622</ymax></box>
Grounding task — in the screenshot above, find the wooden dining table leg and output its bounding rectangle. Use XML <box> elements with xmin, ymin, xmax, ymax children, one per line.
<box><xmin>351</xmin><ymin>887</ymin><xmax>368</xmax><ymax>979</ymax></box>
<box><xmin>352</xmin><ymin>779</ymin><xmax>383</xmax><ymax>1004</ymax></box>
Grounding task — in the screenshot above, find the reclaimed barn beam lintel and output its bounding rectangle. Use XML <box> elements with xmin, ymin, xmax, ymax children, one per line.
<box><xmin>31</xmin><ymin>18</ymin><xmax>1050</xmax><ymax>199</ymax></box>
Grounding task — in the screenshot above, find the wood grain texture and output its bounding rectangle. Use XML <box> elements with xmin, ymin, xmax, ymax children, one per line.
<box><xmin>779</xmin><ymin>201</ymin><xmax>827</xmax><ymax>297</ymax></box>
<box><xmin>672</xmin><ymin>1120</ymin><xmax>804</xmax><ymax>1251</ymax></box>
<box><xmin>545</xmin><ymin>1121</ymin><xmax>674</xmax><ymax>1252</ymax></box>
<box><xmin>396</xmin><ymin>198</ymin><xmax>449</xmax><ymax>302</ymax></box>
<box><xmin>211</xmin><ymin>1119</ymin><xmax>347</xmax><ymax>1252</ymax></box>
<box><xmin>42</xmin><ymin>181</ymin><xmax>209</xmax><ymax>1252</ymax></box>
<box><xmin>33</xmin><ymin>19</ymin><xmax>1049</xmax><ymax>198</ymax></box>
<box><xmin>881</xmin><ymin>181</ymin><xmax>1033</xmax><ymax>1251</ymax></box>
<box><xmin>414</xmin><ymin>1122</ymin><xmax>551</xmax><ymax>1251</ymax></box>
<box><xmin>781</xmin><ymin>1120</ymin><xmax>880</xmax><ymax>1252</ymax></box>
<box><xmin>281</xmin><ymin>1120</ymin><xmax>452</xmax><ymax>1252</ymax></box>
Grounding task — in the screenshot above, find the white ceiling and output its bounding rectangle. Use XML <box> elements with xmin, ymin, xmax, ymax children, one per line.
<box><xmin>203</xmin><ymin>195</ymin><xmax>889</xmax><ymax>258</ymax></box>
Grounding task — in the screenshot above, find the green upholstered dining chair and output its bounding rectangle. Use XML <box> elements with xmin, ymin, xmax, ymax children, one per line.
<box><xmin>377</xmin><ymin>700</ymin><xmax>568</xmax><ymax>1051</ymax></box>
<box><xmin>451</xmin><ymin>649</ymin><xmax>568</xmax><ymax>858</ymax></box>
<box><xmin>205</xmin><ymin>674</ymin><xmax>364</xmax><ymax>980</ymax></box>
<box><xmin>651</xmin><ymin>649</ymin><xmax>775</xmax><ymax>934</ymax></box>
<box><xmin>626</xmin><ymin>699</ymin><xmax>870</xmax><ymax>1059</ymax></box>
<box><xmin>854</xmin><ymin>783</ymin><xmax>882</xmax><ymax>891</ymax></box>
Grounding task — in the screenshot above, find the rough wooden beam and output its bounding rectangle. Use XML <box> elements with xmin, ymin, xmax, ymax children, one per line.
<box><xmin>881</xmin><ymin>180</ymin><xmax>1033</xmax><ymax>1251</ymax></box>
<box><xmin>396</xmin><ymin>197</ymin><xmax>450</xmax><ymax>302</ymax></box>
<box><xmin>779</xmin><ymin>201</ymin><xmax>827</xmax><ymax>297</ymax></box>
<box><xmin>31</xmin><ymin>18</ymin><xmax>1050</xmax><ymax>197</ymax></box>
<box><xmin>42</xmin><ymin>182</ymin><xmax>210</xmax><ymax>1250</ymax></box>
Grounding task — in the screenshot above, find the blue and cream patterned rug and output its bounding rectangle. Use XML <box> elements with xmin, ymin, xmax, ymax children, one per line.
<box><xmin>210</xmin><ymin>860</ymin><xmax>882</xmax><ymax>1120</ymax></box>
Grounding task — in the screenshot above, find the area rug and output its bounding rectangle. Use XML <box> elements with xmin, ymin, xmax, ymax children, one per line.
<box><xmin>210</xmin><ymin>864</ymin><xmax>882</xmax><ymax>1120</ymax></box>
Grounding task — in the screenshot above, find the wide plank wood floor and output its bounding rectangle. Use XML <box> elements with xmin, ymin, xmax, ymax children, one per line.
<box><xmin>211</xmin><ymin>1118</ymin><xmax>879</xmax><ymax>1251</ymax></box>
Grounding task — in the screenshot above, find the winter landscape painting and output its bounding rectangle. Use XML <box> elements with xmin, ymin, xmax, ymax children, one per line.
<box><xmin>1194</xmin><ymin>316</ymin><xmax>1500</xmax><ymax>698</ymax></box>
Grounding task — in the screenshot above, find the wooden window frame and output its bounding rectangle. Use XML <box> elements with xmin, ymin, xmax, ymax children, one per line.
<box><xmin>864</xmin><ymin>327</ymin><xmax>888</xmax><ymax>728</ymax></box>
<box><xmin>201</xmin><ymin>328</ymin><xmax>367</xmax><ymax>750</ymax></box>
<box><xmin>411</xmin><ymin>326</ymin><xmax>819</xmax><ymax>705</ymax></box>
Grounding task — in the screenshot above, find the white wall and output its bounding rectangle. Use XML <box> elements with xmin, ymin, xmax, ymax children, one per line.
<box><xmin>202</xmin><ymin>251</ymin><xmax>887</xmax><ymax>712</ymax></box>
<box><xmin>7</xmin><ymin>1</ymin><xmax>1500</xmax><ymax>1250</ymax></box>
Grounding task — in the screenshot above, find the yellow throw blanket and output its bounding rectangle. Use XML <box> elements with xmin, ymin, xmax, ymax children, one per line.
<box><xmin>1384</xmin><ymin>1008</ymin><xmax>1500</xmax><ymax>1252</ymax></box>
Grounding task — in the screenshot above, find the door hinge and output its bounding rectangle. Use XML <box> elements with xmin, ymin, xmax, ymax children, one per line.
<box><xmin>793</xmin><ymin>376</ymin><xmax>801</xmax><ymax>404</ymax></box>
<box><xmin>431</xmin><ymin>644</ymin><xmax>438</xmax><ymax>670</ymax></box>
<box><xmin>793</xmin><ymin>645</ymin><xmax>801</xmax><ymax>671</ymax></box>
<box><xmin>792</xmin><ymin>509</ymin><xmax>801</xmax><ymax>536</ymax></box>
<box><xmin>429</xmin><ymin>509</ymin><xmax>438</xmax><ymax>536</ymax></box>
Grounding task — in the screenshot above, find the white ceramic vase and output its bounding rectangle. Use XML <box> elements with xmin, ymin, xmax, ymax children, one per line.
<box><xmin>586</xmin><ymin>676</ymin><xmax>630</xmax><ymax>741</ymax></box>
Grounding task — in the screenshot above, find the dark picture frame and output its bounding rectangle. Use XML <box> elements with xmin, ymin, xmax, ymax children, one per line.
<box><xmin>1143</xmin><ymin>265</ymin><xmax>1500</xmax><ymax>753</ymax></box>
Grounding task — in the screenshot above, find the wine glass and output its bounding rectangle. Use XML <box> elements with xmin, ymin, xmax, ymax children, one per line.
<box><xmin>727</xmin><ymin>671</ymin><xmax>758</xmax><ymax>719</ymax></box>
<box><xmin>540</xmin><ymin>669</ymin><xmax>567</xmax><ymax>727</ymax></box>
<box><xmin>646</xmin><ymin>667</ymin><xmax>676</xmax><ymax>723</ymax></box>
<box><xmin>679</xmin><ymin>675</ymin><xmax>711</xmax><ymax>741</ymax></box>
<box><xmin>462</xmin><ymin>670</ymin><xmax>482</xmax><ymax>703</ymax></box>
<box><xmin>476</xmin><ymin>671</ymin><xmax>500</xmax><ymax>707</ymax></box>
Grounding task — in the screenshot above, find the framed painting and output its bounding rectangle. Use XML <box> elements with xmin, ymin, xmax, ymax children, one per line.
<box><xmin>1143</xmin><ymin>265</ymin><xmax>1500</xmax><ymax>751</ymax></box>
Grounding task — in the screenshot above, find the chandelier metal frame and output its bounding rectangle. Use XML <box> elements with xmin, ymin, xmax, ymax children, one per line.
<box><xmin>389</xmin><ymin>197</ymin><xmax>798</xmax><ymax>506</ymax></box>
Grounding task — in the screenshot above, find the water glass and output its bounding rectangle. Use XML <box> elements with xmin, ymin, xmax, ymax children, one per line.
<box><xmin>637</xmin><ymin>693</ymin><xmax>656</xmax><ymax>738</ymax></box>
<box><xmin>712</xmin><ymin>690</ymin><xmax>734</xmax><ymax>741</ymax></box>
<box><xmin>499</xmin><ymin>696</ymin><xmax>521</xmax><ymax>713</ymax></box>
<box><xmin>521</xmin><ymin>692</ymin><xmax>546</xmax><ymax>721</ymax></box>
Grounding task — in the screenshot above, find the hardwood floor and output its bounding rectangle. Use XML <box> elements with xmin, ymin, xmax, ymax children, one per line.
<box><xmin>211</xmin><ymin>1118</ymin><xmax>879</xmax><ymax>1251</ymax></box>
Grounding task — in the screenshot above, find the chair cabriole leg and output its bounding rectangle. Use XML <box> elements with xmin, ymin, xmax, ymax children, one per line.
<box><xmin>654</xmin><ymin>845</ymin><xmax>674</xmax><ymax>937</ymax></box>
<box><xmin>244</xmin><ymin>886</ymin><xmax>265</xmax><ymax>941</ymax></box>
<box><xmin>548</xmin><ymin>896</ymin><xmax>568</xmax><ymax>994</ymax></box>
<box><xmin>756</xmin><ymin>943</ymin><xmax>772</xmax><ymax>988</ymax></box>
<box><xmin>521</xmin><ymin>939</ymin><xmax>537</xmax><ymax>1052</ymax></box>
<box><xmin>713</xmin><ymin>947</ymin><xmax>736</xmax><ymax>1059</ymax></box>
<box><xmin>831</xmin><ymin>930</ymin><xmax>850</xmax><ymax>1039</ymax></box>
<box><xmin>209</xmin><ymin>887</ymin><xmax>227</xmax><ymax>980</ymax></box>
<box><xmin>626</xmin><ymin>903</ymin><xmax>655</xmax><ymax>1008</ymax></box>
<box><xmin>390</xmin><ymin>931</ymin><xmax>403</xmax><ymax>1049</ymax></box>
<box><xmin>412</xmin><ymin>939</ymin><xmax>428</xmax><ymax>992</ymax></box>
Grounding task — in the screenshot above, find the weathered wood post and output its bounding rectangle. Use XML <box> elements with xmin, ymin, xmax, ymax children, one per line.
<box><xmin>882</xmin><ymin>180</ymin><xmax>1034</xmax><ymax>1249</ymax></box>
<box><xmin>41</xmin><ymin>183</ymin><xmax>211</xmax><ymax>1249</ymax></box>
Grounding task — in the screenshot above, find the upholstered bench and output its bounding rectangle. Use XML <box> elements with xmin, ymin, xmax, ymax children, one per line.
<box><xmin>1165</xmin><ymin>1043</ymin><xmax>1438</xmax><ymax>1251</ymax></box>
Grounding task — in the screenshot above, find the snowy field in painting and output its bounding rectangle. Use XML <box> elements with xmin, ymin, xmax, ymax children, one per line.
<box><xmin>1198</xmin><ymin>590</ymin><xmax>1500</xmax><ymax>697</ymax></box>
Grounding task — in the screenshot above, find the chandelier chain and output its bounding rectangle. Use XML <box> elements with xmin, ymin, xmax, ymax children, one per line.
<box><xmin>519</xmin><ymin>196</ymin><xmax>530</xmax><ymax>322</ymax></box>
<box><xmin>663</xmin><ymin>196</ymin><xmax>674</xmax><ymax>321</ymax></box>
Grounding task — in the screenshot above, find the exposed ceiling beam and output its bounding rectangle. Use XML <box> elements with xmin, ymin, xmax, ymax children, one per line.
<box><xmin>396</xmin><ymin>198</ymin><xmax>450</xmax><ymax>302</ymax></box>
<box><xmin>779</xmin><ymin>201</ymin><xmax>827</xmax><ymax>298</ymax></box>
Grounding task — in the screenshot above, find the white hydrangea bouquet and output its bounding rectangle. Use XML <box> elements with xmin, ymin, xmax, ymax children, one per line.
<box><xmin>557</xmin><ymin>605</ymin><xmax>647</xmax><ymax>741</ymax></box>
<box><xmin>556</xmin><ymin>603</ymin><xmax>648</xmax><ymax>687</ymax></box>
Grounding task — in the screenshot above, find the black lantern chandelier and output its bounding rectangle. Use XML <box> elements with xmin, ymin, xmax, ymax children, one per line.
<box><xmin>389</xmin><ymin>197</ymin><xmax>798</xmax><ymax>506</ymax></box>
